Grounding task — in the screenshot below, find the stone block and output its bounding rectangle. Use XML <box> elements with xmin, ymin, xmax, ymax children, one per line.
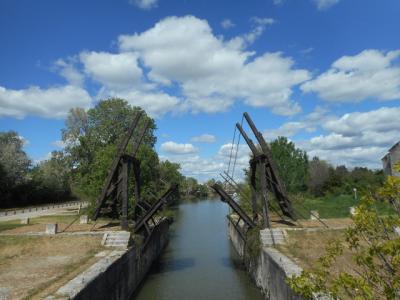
<box><xmin>310</xmin><ymin>210</ymin><xmax>319</xmax><ymax>220</ymax></box>
<box><xmin>46</xmin><ymin>223</ymin><xmax>58</xmax><ymax>234</ymax></box>
<box><xmin>21</xmin><ymin>218</ymin><xmax>30</xmax><ymax>225</ymax></box>
<box><xmin>395</xmin><ymin>227</ymin><xmax>400</xmax><ymax>236</ymax></box>
<box><xmin>80</xmin><ymin>215</ymin><xmax>89</xmax><ymax>224</ymax></box>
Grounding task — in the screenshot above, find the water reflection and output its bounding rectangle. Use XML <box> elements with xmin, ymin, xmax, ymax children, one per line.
<box><xmin>132</xmin><ymin>199</ymin><xmax>263</xmax><ymax>300</ymax></box>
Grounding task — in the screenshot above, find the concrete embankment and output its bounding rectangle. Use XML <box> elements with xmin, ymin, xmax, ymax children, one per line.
<box><xmin>48</xmin><ymin>218</ymin><xmax>170</xmax><ymax>300</ymax></box>
<box><xmin>228</xmin><ymin>217</ymin><xmax>304</xmax><ymax>300</ymax></box>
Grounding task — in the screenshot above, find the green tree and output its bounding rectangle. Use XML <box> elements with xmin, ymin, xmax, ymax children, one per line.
<box><xmin>308</xmin><ymin>157</ymin><xmax>330</xmax><ymax>196</ymax></box>
<box><xmin>31</xmin><ymin>151</ymin><xmax>71</xmax><ymax>202</ymax></box>
<box><xmin>0</xmin><ymin>131</ymin><xmax>31</xmax><ymax>186</ymax></box>
<box><xmin>63</xmin><ymin>98</ymin><xmax>160</xmax><ymax>210</ymax></box>
<box><xmin>270</xmin><ymin>137</ymin><xmax>309</xmax><ymax>193</ymax></box>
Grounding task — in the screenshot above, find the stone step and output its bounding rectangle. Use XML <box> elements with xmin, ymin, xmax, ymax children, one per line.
<box><xmin>260</xmin><ymin>229</ymin><xmax>286</xmax><ymax>246</ymax></box>
<box><xmin>102</xmin><ymin>231</ymin><xmax>130</xmax><ymax>248</ymax></box>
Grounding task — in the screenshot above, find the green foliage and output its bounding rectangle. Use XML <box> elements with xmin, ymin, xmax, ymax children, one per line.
<box><xmin>63</xmin><ymin>99</ymin><xmax>160</xmax><ymax>208</ymax></box>
<box><xmin>245</xmin><ymin>225</ymin><xmax>263</xmax><ymax>260</ymax></box>
<box><xmin>30</xmin><ymin>151</ymin><xmax>71</xmax><ymax>202</ymax></box>
<box><xmin>270</xmin><ymin>136</ymin><xmax>309</xmax><ymax>193</ymax></box>
<box><xmin>288</xmin><ymin>164</ymin><xmax>400</xmax><ymax>299</ymax></box>
<box><xmin>0</xmin><ymin>131</ymin><xmax>72</xmax><ymax>207</ymax></box>
<box><xmin>0</xmin><ymin>131</ymin><xmax>31</xmax><ymax>188</ymax></box>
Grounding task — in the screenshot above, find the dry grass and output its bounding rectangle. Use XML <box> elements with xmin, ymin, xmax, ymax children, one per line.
<box><xmin>0</xmin><ymin>235</ymin><xmax>105</xmax><ymax>299</ymax></box>
<box><xmin>276</xmin><ymin>229</ymin><xmax>356</xmax><ymax>273</ymax></box>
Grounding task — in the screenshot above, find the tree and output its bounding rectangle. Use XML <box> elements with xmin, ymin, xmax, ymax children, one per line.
<box><xmin>288</xmin><ymin>163</ymin><xmax>400</xmax><ymax>299</ymax></box>
<box><xmin>63</xmin><ymin>98</ymin><xmax>161</xmax><ymax>210</ymax></box>
<box><xmin>308</xmin><ymin>157</ymin><xmax>330</xmax><ymax>196</ymax></box>
<box><xmin>31</xmin><ymin>151</ymin><xmax>71</xmax><ymax>202</ymax></box>
<box><xmin>0</xmin><ymin>131</ymin><xmax>31</xmax><ymax>187</ymax></box>
<box><xmin>0</xmin><ymin>131</ymin><xmax>31</xmax><ymax>207</ymax></box>
<box><xmin>270</xmin><ymin>137</ymin><xmax>309</xmax><ymax>193</ymax></box>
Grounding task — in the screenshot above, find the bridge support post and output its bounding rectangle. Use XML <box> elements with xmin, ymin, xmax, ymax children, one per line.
<box><xmin>121</xmin><ymin>159</ymin><xmax>129</xmax><ymax>230</ymax></box>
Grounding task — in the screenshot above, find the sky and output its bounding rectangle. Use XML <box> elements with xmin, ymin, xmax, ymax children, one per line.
<box><xmin>0</xmin><ymin>0</ymin><xmax>399</xmax><ymax>182</ymax></box>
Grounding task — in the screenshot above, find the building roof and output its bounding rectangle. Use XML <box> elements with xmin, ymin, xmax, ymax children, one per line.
<box><xmin>389</xmin><ymin>141</ymin><xmax>400</xmax><ymax>152</ymax></box>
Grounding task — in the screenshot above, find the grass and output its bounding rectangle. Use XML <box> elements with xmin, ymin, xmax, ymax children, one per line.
<box><xmin>0</xmin><ymin>220</ymin><xmax>25</xmax><ymax>232</ymax></box>
<box><xmin>0</xmin><ymin>214</ymin><xmax>80</xmax><ymax>233</ymax></box>
<box><xmin>292</xmin><ymin>194</ymin><xmax>395</xmax><ymax>219</ymax></box>
<box><xmin>276</xmin><ymin>229</ymin><xmax>350</xmax><ymax>269</ymax></box>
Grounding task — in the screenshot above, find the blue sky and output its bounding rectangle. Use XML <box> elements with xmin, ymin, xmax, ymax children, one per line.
<box><xmin>1</xmin><ymin>0</ymin><xmax>399</xmax><ymax>181</ymax></box>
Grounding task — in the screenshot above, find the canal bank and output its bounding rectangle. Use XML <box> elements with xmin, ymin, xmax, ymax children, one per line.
<box><xmin>133</xmin><ymin>199</ymin><xmax>264</xmax><ymax>299</ymax></box>
<box><xmin>227</xmin><ymin>216</ymin><xmax>305</xmax><ymax>300</ymax></box>
<box><xmin>47</xmin><ymin>218</ymin><xmax>170</xmax><ymax>300</ymax></box>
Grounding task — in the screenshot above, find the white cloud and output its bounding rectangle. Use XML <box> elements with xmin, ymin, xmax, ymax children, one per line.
<box><xmin>240</xmin><ymin>17</ymin><xmax>275</xmax><ymax>46</ymax></box>
<box><xmin>119</xmin><ymin>16</ymin><xmax>310</xmax><ymax>116</ymax></box>
<box><xmin>130</xmin><ymin>0</ymin><xmax>158</xmax><ymax>10</ymax></box>
<box><xmin>34</xmin><ymin>152</ymin><xmax>52</xmax><ymax>165</ymax></box>
<box><xmin>18</xmin><ymin>135</ymin><xmax>30</xmax><ymax>146</ymax></box>
<box><xmin>312</xmin><ymin>0</ymin><xmax>340</xmax><ymax>10</ymax></box>
<box><xmin>191</xmin><ymin>134</ymin><xmax>217</xmax><ymax>143</ymax></box>
<box><xmin>51</xmin><ymin>140</ymin><xmax>66</xmax><ymax>149</ymax></box>
<box><xmin>264</xmin><ymin>106</ymin><xmax>331</xmax><ymax>139</ymax></box>
<box><xmin>97</xmin><ymin>87</ymin><xmax>180</xmax><ymax>117</ymax></box>
<box><xmin>80</xmin><ymin>51</ymin><xmax>143</xmax><ymax>89</ymax></box>
<box><xmin>323</xmin><ymin>106</ymin><xmax>400</xmax><ymax>136</ymax></box>
<box><xmin>161</xmin><ymin>141</ymin><xmax>198</xmax><ymax>155</ymax></box>
<box><xmin>0</xmin><ymin>85</ymin><xmax>92</xmax><ymax>119</ymax></box>
<box><xmin>301</xmin><ymin>49</ymin><xmax>400</xmax><ymax>102</ymax></box>
<box><xmin>297</xmin><ymin>107</ymin><xmax>400</xmax><ymax>169</ymax></box>
<box><xmin>54</xmin><ymin>58</ymin><xmax>84</xmax><ymax>86</ymax></box>
<box><xmin>273</xmin><ymin>0</ymin><xmax>284</xmax><ymax>5</ymax></box>
<box><xmin>161</xmin><ymin>143</ymin><xmax>251</xmax><ymax>182</ymax></box>
<box><xmin>221</xmin><ymin>19</ymin><xmax>235</xmax><ymax>29</ymax></box>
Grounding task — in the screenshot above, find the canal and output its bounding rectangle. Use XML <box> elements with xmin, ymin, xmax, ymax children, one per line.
<box><xmin>133</xmin><ymin>198</ymin><xmax>264</xmax><ymax>299</ymax></box>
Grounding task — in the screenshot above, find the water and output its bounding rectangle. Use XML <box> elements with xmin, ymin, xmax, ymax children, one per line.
<box><xmin>133</xmin><ymin>199</ymin><xmax>264</xmax><ymax>300</ymax></box>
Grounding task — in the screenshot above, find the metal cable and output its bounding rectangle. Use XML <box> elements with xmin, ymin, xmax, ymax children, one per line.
<box><xmin>231</xmin><ymin>114</ymin><xmax>244</xmax><ymax>179</ymax></box>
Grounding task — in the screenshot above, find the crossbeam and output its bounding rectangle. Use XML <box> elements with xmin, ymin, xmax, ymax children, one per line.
<box><xmin>134</xmin><ymin>184</ymin><xmax>178</xmax><ymax>234</ymax></box>
<box><xmin>212</xmin><ymin>183</ymin><xmax>255</xmax><ymax>229</ymax></box>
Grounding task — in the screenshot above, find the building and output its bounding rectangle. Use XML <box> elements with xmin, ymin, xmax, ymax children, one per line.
<box><xmin>382</xmin><ymin>141</ymin><xmax>400</xmax><ymax>176</ymax></box>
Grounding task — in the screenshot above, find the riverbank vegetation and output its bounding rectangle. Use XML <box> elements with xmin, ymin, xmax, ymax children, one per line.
<box><xmin>0</xmin><ymin>98</ymin><xmax>212</xmax><ymax>210</ymax></box>
<box><xmin>237</xmin><ymin>136</ymin><xmax>392</xmax><ymax>219</ymax></box>
<box><xmin>287</xmin><ymin>163</ymin><xmax>400</xmax><ymax>299</ymax></box>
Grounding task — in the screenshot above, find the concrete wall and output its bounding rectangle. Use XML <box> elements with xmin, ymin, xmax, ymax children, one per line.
<box><xmin>228</xmin><ymin>217</ymin><xmax>304</xmax><ymax>300</ymax></box>
<box><xmin>50</xmin><ymin>219</ymin><xmax>169</xmax><ymax>300</ymax></box>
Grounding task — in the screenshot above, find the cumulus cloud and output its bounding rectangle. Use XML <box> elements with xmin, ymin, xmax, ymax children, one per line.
<box><xmin>119</xmin><ymin>16</ymin><xmax>310</xmax><ymax>116</ymax></box>
<box><xmin>54</xmin><ymin>58</ymin><xmax>84</xmax><ymax>86</ymax></box>
<box><xmin>190</xmin><ymin>134</ymin><xmax>217</xmax><ymax>143</ymax></box>
<box><xmin>80</xmin><ymin>51</ymin><xmax>143</xmax><ymax>89</ymax></box>
<box><xmin>221</xmin><ymin>19</ymin><xmax>235</xmax><ymax>29</ymax></box>
<box><xmin>130</xmin><ymin>0</ymin><xmax>158</xmax><ymax>10</ymax></box>
<box><xmin>161</xmin><ymin>142</ymin><xmax>251</xmax><ymax>182</ymax></box>
<box><xmin>301</xmin><ymin>49</ymin><xmax>400</xmax><ymax>102</ymax></box>
<box><xmin>97</xmin><ymin>87</ymin><xmax>180</xmax><ymax>117</ymax></box>
<box><xmin>298</xmin><ymin>107</ymin><xmax>400</xmax><ymax>169</ymax></box>
<box><xmin>161</xmin><ymin>141</ymin><xmax>198</xmax><ymax>155</ymax></box>
<box><xmin>312</xmin><ymin>0</ymin><xmax>340</xmax><ymax>10</ymax></box>
<box><xmin>0</xmin><ymin>85</ymin><xmax>92</xmax><ymax>119</ymax></box>
<box><xmin>264</xmin><ymin>106</ymin><xmax>331</xmax><ymax>139</ymax></box>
